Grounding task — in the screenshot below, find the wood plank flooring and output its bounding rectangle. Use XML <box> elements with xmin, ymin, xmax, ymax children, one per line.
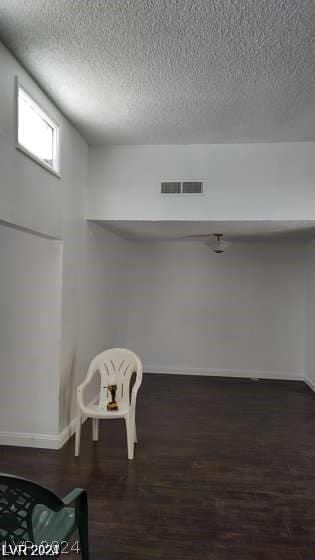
<box><xmin>1</xmin><ymin>374</ymin><xmax>315</xmax><ymax>559</ymax></box>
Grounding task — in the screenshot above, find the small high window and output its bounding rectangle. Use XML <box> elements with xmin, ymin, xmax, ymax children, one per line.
<box><xmin>17</xmin><ymin>83</ymin><xmax>60</xmax><ymax>176</ymax></box>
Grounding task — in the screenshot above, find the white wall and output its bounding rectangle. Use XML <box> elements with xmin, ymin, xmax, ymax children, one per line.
<box><xmin>0</xmin><ymin>41</ymin><xmax>133</xmax><ymax>445</ymax></box>
<box><xmin>0</xmin><ymin>224</ymin><xmax>62</xmax><ymax>442</ymax></box>
<box><xmin>87</xmin><ymin>144</ymin><xmax>315</xmax><ymax>221</ymax></box>
<box><xmin>58</xmin><ymin>124</ymin><xmax>88</xmax><ymax>433</ymax></box>
<box><xmin>0</xmin><ymin>42</ymin><xmax>134</xmax><ymax>446</ymax></box>
<box><xmin>125</xmin><ymin>241</ymin><xmax>307</xmax><ymax>379</ymax></box>
<box><xmin>305</xmin><ymin>241</ymin><xmax>315</xmax><ymax>388</ymax></box>
<box><xmin>59</xmin><ymin>222</ymin><xmax>130</xmax><ymax>431</ymax></box>
<box><xmin>0</xmin><ymin>42</ymin><xmax>69</xmax><ymax>239</ymax></box>
<box><xmin>0</xmin><ymin>40</ymin><xmax>92</xmax><ymax>446</ymax></box>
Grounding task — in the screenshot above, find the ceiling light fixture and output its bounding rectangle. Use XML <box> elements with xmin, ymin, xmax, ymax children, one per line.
<box><xmin>205</xmin><ymin>233</ymin><xmax>231</xmax><ymax>254</ymax></box>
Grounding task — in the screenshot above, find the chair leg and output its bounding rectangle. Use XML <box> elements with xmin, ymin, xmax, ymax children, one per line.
<box><xmin>75</xmin><ymin>413</ymin><xmax>81</xmax><ymax>457</ymax></box>
<box><xmin>92</xmin><ymin>418</ymin><xmax>99</xmax><ymax>441</ymax></box>
<box><xmin>76</xmin><ymin>491</ymin><xmax>89</xmax><ymax>560</ymax></box>
<box><xmin>134</xmin><ymin>419</ymin><xmax>138</xmax><ymax>444</ymax></box>
<box><xmin>78</xmin><ymin>516</ymin><xmax>89</xmax><ymax>560</ymax></box>
<box><xmin>125</xmin><ymin>416</ymin><xmax>134</xmax><ymax>460</ymax></box>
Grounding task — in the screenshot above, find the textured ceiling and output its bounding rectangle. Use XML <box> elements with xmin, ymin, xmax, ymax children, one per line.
<box><xmin>96</xmin><ymin>221</ymin><xmax>315</xmax><ymax>242</ymax></box>
<box><xmin>0</xmin><ymin>0</ymin><xmax>314</xmax><ymax>144</ymax></box>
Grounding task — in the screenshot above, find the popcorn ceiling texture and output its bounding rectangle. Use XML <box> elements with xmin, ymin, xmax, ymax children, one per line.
<box><xmin>0</xmin><ymin>0</ymin><xmax>314</xmax><ymax>144</ymax></box>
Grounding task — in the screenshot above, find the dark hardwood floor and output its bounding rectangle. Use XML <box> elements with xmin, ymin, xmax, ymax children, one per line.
<box><xmin>1</xmin><ymin>374</ymin><xmax>315</xmax><ymax>559</ymax></box>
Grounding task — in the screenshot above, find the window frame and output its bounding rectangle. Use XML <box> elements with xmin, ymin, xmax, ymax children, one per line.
<box><xmin>16</xmin><ymin>79</ymin><xmax>61</xmax><ymax>178</ymax></box>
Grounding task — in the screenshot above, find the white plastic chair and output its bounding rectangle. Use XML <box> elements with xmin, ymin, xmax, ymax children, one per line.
<box><xmin>75</xmin><ymin>348</ymin><xmax>143</xmax><ymax>460</ymax></box>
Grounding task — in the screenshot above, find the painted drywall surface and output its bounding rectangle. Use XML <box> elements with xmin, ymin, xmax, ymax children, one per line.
<box><xmin>81</xmin><ymin>223</ymin><xmax>130</xmax><ymax>352</ymax></box>
<box><xmin>125</xmin><ymin>241</ymin><xmax>307</xmax><ymax>378</ymax></box>
<box><xmin>87</xmin><ymin>144</ymin><xmax>315</xmax><ymax>221</ymax></box>
<box><xmin>58</xmin><ymin>126</ymin><xmax>131</xmax><ymax>432</ymax></box>
<box><xmin>0</xmin><ymin>223</ymin><xmax>62</xmax><ymax>436</ymax></box>
<box><xmin>0</xmin><ymin>42</ymin><xmax>131</xmax><ymax>443</ymax></box>
<box><xmin>0</xmin><ymin>40</ymin><xmax>88</xmax><ymax>442</ymax></box>
<box><xmin>59</xmin><ymin>222</ymin><xmax>130</xmax><ymax>431</ymax></box>
<box><xmin>0</xmin><ymin>40</ymin><xmax>85</xmax><ymax>239</ymax></box>
<box><xmin>58</xmin><ymin>125</ymin><xmax>88</xmax><ymax>432</ymax></box>
<box><xmin>305</xmin><ymin>241</ymin><xmax>315</xmax><ymax>386</ymax></box>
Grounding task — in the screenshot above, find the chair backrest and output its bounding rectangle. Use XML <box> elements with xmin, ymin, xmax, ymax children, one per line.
<box><xmin>85</xmin><ymin>348</ymin><xmax>143</xmax><ymax>408</ymax></box>
<box><xmin>0</xmin><ymin>474</ymin><xmax>63</xmax><ymax>544</ymax></box>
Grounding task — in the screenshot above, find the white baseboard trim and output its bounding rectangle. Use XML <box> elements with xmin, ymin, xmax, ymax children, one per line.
<box><xmin>304</xmin><ymin>375</ymin><xmax>315</xmax><ymax>392</ymax></box>
<box><xmin>145</xmin><ymin>365</ymin><xmax>304</xmax><ymax>381</ymax></box>
<box><xmin>58</xmin><ymin>417</ymin><xmax>78</xmax><ymax>450</ymax></box>
<box><xmin>0</xmin><ymin>397</ymin><xmax>98</xmax><ymax>450</ymax></box>
<box><xmin>57</xmin><ymin>396</ymin><xmax>99</xmax><ymax>449</ymax></box>
<box><xmin>0</xmin><ymin>431</ymin><xmax>60</xmax><ymax>449</ymax></box>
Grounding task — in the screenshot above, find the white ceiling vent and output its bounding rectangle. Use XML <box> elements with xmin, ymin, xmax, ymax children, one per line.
<box><xmin>182</xmin><ymin>181</ymin><xmax>203</xmax><ymax>194</ymax></box>
<box><xmin>161</xmin><ymin>182</ymin><xmax>181</xmax><ymax>194</ymax></box>
<box><xmin>161</xmin><ymin>181</ymin><xmax>204</xmax><ymax>195</ymax></box>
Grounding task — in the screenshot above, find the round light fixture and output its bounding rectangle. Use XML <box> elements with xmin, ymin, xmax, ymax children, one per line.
<box><xmin>205</xmin><ymin>233</ymin><xmax>231</xmax><ymax>254</ymax></box>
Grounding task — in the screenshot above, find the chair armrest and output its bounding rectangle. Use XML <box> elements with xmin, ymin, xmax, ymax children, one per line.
<box><xmin>62</xmin><ymin>488</ymin><xmax>86</xmax><ymax>506</ymax></box>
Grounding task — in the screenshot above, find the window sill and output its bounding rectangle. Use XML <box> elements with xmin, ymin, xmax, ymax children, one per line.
<box><xmin>16</xmin><ymin>143</ymin><xmax>61</xmax><ymax>179</ymax></box>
